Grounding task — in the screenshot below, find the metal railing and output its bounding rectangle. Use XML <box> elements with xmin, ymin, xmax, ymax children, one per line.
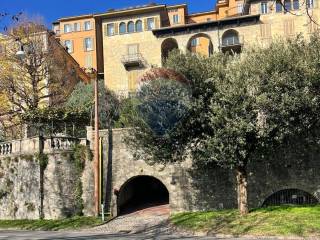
<box><xmin>121</xmin><ymin>53</ymin><xmax>144</xmax><ymax>65</ymax></box>
<box><xmin>221</xmin><ymin>35</ymin><xmax>244</xmax><ymax>47</ymax></box>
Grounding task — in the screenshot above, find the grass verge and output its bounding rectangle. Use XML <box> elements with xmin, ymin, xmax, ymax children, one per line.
<box><xmin>171</xmin><ymin>205</ymin><xmax>320</xmax><ymax>237</ymax></box>
<box><xmin>0</xmin><ymin>216</ymin><xmax>103</xmax><ymax>231</ymax></box>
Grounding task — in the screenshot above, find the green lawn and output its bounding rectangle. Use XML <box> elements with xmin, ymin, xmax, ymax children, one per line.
<box><xmin>171</xmin><ymin>205</ymin><xmax>320</xmax><ymax>237</ymax></box>
<box><xmin>0</xmin><ymin>216</ymin><xmax>103</xmax><ymax>231</ymax></box>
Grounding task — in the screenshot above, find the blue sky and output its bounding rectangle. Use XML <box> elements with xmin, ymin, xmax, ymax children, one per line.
<box><xmin>1</xmin><ymin>0</ymin><xmax>216</xmax><ymax>27</ymax></box>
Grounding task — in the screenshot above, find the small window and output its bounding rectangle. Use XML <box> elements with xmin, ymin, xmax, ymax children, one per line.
<box><xmin>147</xmin><ymin>18</ymin><xmax>155</xmax><ymax>30</ymax></box>
<box><xmin>190</xmin><ymin>38</ymin><xmax>199</xmax><ymax>47</ymax></box>
<box><xmin>207</xmin><ymin>18</ymin><xmax>212</xmax><ymax>22</ymax></box>
<box><xmin>307</xmin><ymin>0</ymin><xmax>313</xmax><ymax>8</ymax></box>
<box><xmin>74</xmin><ymin>22</ymin><xmax>80</xmax><ymax>31</ymax></box>
<box><xmin>85</xmin><ymin>54</ymin><xmax>93</xmax><ymax>68</ymax></box>
<box><xmin>293</xmin><ymin>0</ymin><xmax>299</xmax><ymax>9</ymax></box>
<box><xmin>173</xmin><ymin>14</ymin><xmax>180</xmax><ymax>24</ymax></box>
<box><xmin>84</xmin><ymin>21</ymin><xmax>92</xmax><ymax>31</ymax></box>
<box><xmin>261</xmin><ymin>2</ymin><xmax>268</xmax><ymax>14</ymax></box>
<box><xmin>135</xmin><ymin>20</ymin><xmax>143</xmax><ymax>32</ymax></box>
<box><xmin>84</xmin><ymin>37</ymin><xmax>93</xmax><ymax>51</ymax></box>
<box><xmin>64</xmin><ymin>24</ymin><xmax>72</xmax><ymax>33</ymax></box>
<box><xmin>128</xmin><ymin>21</ymin><xmax>135</xmax><ymax>33</ymax></box>
<box><xmin>64</xmin><ymin>40</ymin><xmax>73</xmax><ymax>53</ymax></box>
<box><xmin>237</xmin><ymin>3</ymin><xmax>244</xmax><ymax>14</ymax></box>
<box><xmin>276</xmin><ymin>0</ymin><xmax>283</xmax><ymax>12</ymax></box>
<box><xmin>107</xmin><ymin>23</ymin><xmax>115</xmax><ymax>36</ymax></box>
<box><xmin>119</xmin><ymin>22</ymin><xmax>126</xmax><ymax>34</ymax></box>
<box><xmin>284</xmin><ymin>0</ymin><xmax>292</xmax><ymax>11</ymax></box>
<box><xmin>128</xmin><ymin>44</ymin><xmax>139</xmax><ymax>56</ymax></box>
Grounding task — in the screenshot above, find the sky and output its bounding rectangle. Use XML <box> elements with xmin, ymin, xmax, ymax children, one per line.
<box><xmin>1</xmin><ymin>0</ymin><xmax>216</xmax><ymax>28</ymax></box>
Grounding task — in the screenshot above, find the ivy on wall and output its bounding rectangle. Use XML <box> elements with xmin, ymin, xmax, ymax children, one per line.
<box><xmin>68</xmin><ymin>145</ymin><xmax>92</xmax><ymax>216</ymax></box>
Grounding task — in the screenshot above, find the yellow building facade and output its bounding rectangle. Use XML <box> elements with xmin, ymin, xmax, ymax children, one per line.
<box><xmin>54</xmin><ymin>1</ymin><xmax>320</xmax><ymax>95</ymax></box>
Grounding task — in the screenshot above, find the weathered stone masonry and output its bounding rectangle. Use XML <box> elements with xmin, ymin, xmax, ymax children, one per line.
<box><xmin>0</xmin><ymin>129</ymin><xmax>319</xmax><ymax>219</ymax></box>
<box><xmin>87</xmin><ymin>129</ymin><xmax>320</xmax><ymax>216</ymax></box>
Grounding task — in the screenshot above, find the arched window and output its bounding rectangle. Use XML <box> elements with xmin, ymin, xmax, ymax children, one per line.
<box><xmin>127</xmin><ymin>21</ymin><xmax>135</xmax><ymax>33</ymax></box>
<box><xmin>135</xmin><ymin>20</ymin><xmax>143</xmax><ymax>32</ymax></box>
<box><xmin>222</xmin><ymin>30</ymin><xmax>239</xmax><ymax>46</ymax></box>
<box><xmin>262</xmin><ymin>189</ymin><xmax>319</xmax><ymax>207</ymax></box>
<box><xmin>119</xmin><ymin>22</ymin><xmax>126</xmax><ymax>34</ymax></box>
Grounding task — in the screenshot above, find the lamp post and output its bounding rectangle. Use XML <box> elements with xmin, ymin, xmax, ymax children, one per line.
<box><xmin>85</xmin><ymin>68</ymin><xmax>100</xmax><ymax>216</ymax></box>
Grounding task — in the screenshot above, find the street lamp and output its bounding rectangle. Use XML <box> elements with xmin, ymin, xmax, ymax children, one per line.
<box><xmin>85</xmin><ymin>68</ymin><xmax>100</xmax><ymax>216</ymax></box>
<box><xmin>16</xmin><ymin>45</ymin><xmax>25</xmax><ymax>59</ymax></box>
<box><xmin>15</xmin><ymin>39</ymin><xmax>26</xmax><ymax>59</ymax></box>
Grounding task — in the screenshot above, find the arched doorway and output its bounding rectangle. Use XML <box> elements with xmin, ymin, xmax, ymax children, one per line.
<box><xmin>221</xmin><ymin>29</ymin><xmax>242</xmax><ymax>54</ymax></box>
<box><xmin>161</xmin><ymin>38</ymin><xmax>179</xmax><ymax>65</ymax></box>
<box><xmin>117</xmin><ymin>175</ymin><xmax>169</xmax><ymax>215</ymax></box>
<box><xmin>262</xmin><ymin>189</ymin><xmax>319</xmax><ymax>207</ymax></box>
<box><xmin>187</xmin><ymin>33</ymin><xmax>213</xmax><ymax>57</ymax></box>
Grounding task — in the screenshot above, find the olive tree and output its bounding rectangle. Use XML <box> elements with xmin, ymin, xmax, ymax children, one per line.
<box><xmin>127</xmin><ymin>35</ymin><xmax>320</xmax><ymax>215</ymax></box>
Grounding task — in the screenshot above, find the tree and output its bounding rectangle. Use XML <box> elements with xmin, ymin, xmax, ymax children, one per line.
<box><xmin>0</xmin><ymin>19</ymin><xmax>87</xmax><ymax>139</ymax></box>
<box><xmin>65</xmin><ymin>80</ymin><xmax>120</xmax><ymax>131</ymax></box>
<box><xmin>127</xmin><ymin>35</ymin><xmax>320</xmax><ymax>215</ymax></box>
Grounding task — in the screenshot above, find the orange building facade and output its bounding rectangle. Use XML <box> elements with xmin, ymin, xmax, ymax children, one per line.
<box><xmin>53</xmin><ymin>15</ymin><xmax>100</xmax><ymax>73</ymax></box>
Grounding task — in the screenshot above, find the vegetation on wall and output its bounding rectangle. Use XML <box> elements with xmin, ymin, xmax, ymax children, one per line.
<box><xmin>68</xmin><ymin>144</ymin><xmax>92</xmax><ymax>216</ymax></box>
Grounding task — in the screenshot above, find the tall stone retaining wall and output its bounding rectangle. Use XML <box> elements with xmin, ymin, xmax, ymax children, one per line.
<box><xmin>0</xmin><ymin>129</ymin><xmax>319</xmax><ymax>219</ymax></box>
<box><xmin>0</xmin><ymin>137</ymin><xmax>94</xmax><ymax>220</ymax></box>
<box><xmin>86</xmin><ymin>128</ymin><xmax>320</xmax><ymax>216</ymax></box>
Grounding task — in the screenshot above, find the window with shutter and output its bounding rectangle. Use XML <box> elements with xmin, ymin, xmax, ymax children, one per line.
<box><xmin>106</xmin><ymin>23</ymin><xmax>115</xmax><ymax>36</ymax></box>
<box><xmin>284</xmin><ymin>20</ymin><xmax>295</xmax><ymax>36</ymax></box>
<box><xmin>260</xmin><ymin>23</ymin><xmax>271</xmax><ymax>39</ymax></box>
<box><xmin>64</xmin><ymin>40</ymin><xmax>73</xmax><ymax>53</ymax></box>
<box><xmin>155</xmin><ymin>17</ymin><xmax>160</xmax><ymax>29</ymax></box>
<box><xmin>84</xmin><ymin>38</ymin><xmax>93</xmax><ymax>51</ymax></box>
<box><xmin>308</xmin><ymin>17</ymin><xmax>318</xmax><ymax>33</ymax></box>
<box><xmin>127</xmin><ymin>44</ymin><xmax>139</xmax><ymax>55</ymax></box>
<box><xmin>85</xmin><ymin>54</ymin><xmax>93</xmax><ymax>68</ymax></box>
<box><xmin>114</xmin><ymin>23</ymin><xmax>119</xmax><ymax>34</ymax></box>
<box><xmin>147</xmin><ymin>18</ymin><xmax>155</xmax><ymax>30</ymax></box>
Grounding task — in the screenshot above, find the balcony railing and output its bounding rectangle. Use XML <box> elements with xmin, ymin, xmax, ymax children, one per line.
<box><xmin>121</xmin><ymin>53</ymin><xmax>144</xmax><ymax>69</ymax></box>
<box><xmin>0</xmin><ymin>136</ymin><xmax>86</xmax><ymax>157</ymax></box>
<box><xmin>220</xmin><ymin>35</ymin><xmax>244</xmax><ymax>54</ymax></box>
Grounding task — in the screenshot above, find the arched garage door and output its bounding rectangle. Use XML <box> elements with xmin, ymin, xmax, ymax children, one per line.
<box><xmin>117</xmin><ymin>175</ymin><xmax>169</xmax><ymax>215</ymax></box>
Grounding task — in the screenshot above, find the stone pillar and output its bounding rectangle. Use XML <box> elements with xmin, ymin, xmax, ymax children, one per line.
<box><xmin>86</xmin><ymin>126</ymin><xmax>93</xmax><ymax>150</ymax></box>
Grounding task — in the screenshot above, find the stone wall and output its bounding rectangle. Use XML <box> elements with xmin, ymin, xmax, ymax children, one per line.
<box><xmin>87</xmin><ymin>128</ymin><xmax>320</xmax><ymax>216</ymax></box>
<box><xmin>0</xmin><ymin>137</ymin><xmax>94</xmax><ymax>220</ymax></box>
<box><xmin>0</xmin><ymin>155</ymin><xmax>40</xmax><ymax>219</ymax></box>
<box><xmin>1</xmin><ymin>128</ymin><xmax>319</xmax><ymax>219</ymax></box>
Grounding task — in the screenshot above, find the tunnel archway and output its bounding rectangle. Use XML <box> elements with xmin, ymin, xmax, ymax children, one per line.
<box><xmin>117</xmin><ymin>175</ymin><xmax>169</xmax><ymax>215</ymax></box>
<box><xmin>262</xmin><ymin>188</ymin><xmax>319</xmax><ymax>207</ymax></box>
<box><xmin>187</xmin><ymin>33</ymin><xmax>213</xmax><ymax>57</ymax></box>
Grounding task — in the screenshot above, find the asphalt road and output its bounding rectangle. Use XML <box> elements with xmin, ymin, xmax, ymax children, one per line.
<box><xmin>0</xmin><ymin>230</ymin><xmax>281</xmax><ymax>240</ymax></box>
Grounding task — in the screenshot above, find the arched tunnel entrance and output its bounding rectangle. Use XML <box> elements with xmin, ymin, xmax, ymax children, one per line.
<box><xmin>117</xmin><ymin>176</ymin><xmax>169</xmax><ymax>215</ymax></box>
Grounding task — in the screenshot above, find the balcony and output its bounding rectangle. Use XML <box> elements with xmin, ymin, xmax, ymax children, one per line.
<box><xmin>121</xmin><ymin>53</ymin><xmax>144</xmax><ymax>69</ymax></box>
<box><xmin>220</xmin><ymin>34</ymin><xmax>244</xmax><ymax>54</ymax></box>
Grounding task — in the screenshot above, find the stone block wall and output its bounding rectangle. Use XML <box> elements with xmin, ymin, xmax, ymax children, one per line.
<box><xmin>0</xmin><ymin>138</ymin><xmax>95</xmax><ymax>220</ymax></box>
<box><xmin>87</xmin><ymin>129</ymin><xmax>320</xmax><ymax>216</ymax></box>
<box><xmin>0</xmin><ymin>155</ymin><xmax>40</xmax><ymax>220</ymax></box>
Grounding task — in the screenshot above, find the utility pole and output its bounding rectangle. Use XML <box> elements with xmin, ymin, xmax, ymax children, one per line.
<box><xmin>85</xmin><ymin>67</ymin><xmax>100</xmax><ymax>216</ymax></box>
<box><xmin>94</xmin><ymin>69</ymin><xmax>100</xmax><ymax>216</ymax></box>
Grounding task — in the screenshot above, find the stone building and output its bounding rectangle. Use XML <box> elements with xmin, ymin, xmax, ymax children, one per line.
<box><xmin>53</xmin><ymin>0</ymin><xmax>319</xmax><ymax>95</ymax></box>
